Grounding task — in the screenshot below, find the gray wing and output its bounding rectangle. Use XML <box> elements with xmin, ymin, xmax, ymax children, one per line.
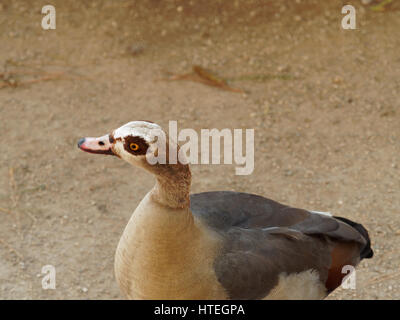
<box><xmin>190</xmin><ymin>191</ymin><xmax>369</xmax><ymax>299</ymax></box>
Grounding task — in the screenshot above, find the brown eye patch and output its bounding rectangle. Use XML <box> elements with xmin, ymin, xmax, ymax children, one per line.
<box><xmin>123</xmin><ymin>136</ymin><xmax>149</xmax><ymax>155</ymax></box>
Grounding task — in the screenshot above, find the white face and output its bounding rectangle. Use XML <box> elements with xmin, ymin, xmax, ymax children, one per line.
<box><xmin>112</xmin><ymin>121</ymin><xmax>165</xmax><ymax>165</ymax></box>
<box><xmin>78</xmin><ymin>121</ymin><xmax>166</xmax><ymax>167</ymax></box>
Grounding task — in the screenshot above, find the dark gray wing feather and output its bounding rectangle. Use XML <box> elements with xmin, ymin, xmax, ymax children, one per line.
<box><xmin>190</xmin><ymin>191</ymin><xmax>368</xmax><ymax>299</ymax></box>
<box><xmin>190</xmin><ymin>191</ymin><xmax>308</xmax><ymax>229</ymax></box>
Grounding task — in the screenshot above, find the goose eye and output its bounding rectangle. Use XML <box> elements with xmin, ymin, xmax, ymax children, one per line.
<box><xmin>129</xmin><ymin>143</ymin><xmax>139</xmax><ymax>151</ymax></box>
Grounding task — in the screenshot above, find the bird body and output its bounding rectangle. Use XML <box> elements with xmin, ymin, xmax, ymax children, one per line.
<box><xmin>78</xmin><ymin>121</ymin><xmax>373</xmax><ymax>300</ymax></box>
<box><xmin>114</xmin><ymin>191</ymin><xmax>226</xmax><ymax>299</ymax></box>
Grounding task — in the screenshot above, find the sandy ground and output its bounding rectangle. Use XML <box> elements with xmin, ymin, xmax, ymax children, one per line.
<box><xmin>0</xmin><ymin>0</ymin><xmax>399</xmax><ymax>299</ymax></box>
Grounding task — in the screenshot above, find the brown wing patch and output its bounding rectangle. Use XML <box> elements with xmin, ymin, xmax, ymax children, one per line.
<box><xmin>325</xmin><ymin>242</ymin><xmax>360</xmax><ymax>292</ymax></box>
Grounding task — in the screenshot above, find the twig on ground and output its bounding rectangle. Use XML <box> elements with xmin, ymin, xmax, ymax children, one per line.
<box><xmin>228</xmin><ymin>73</ymin><xmax>297</xmax><ymax>81</ymax></box>
<box><xmin>6</xmin><ymin>167</ymin><xmax>38</xmax><ymax>234</ymax></box>
<box><xmin>371</xmin><ymin>0</ymin><xmax>394</xmax><ymax>11</ymax></box>
<box><xmin>1</xmin><ymin>58</ymin><xmax>91</xmax><ymax>89</ymax></box>
<box><xmin>9</xmin><ymin>167</ymin><xmax>23</xmax><ymax>239</ymax></box>
<box><xmin>362</xmin><ymin>271</ymin><xmax>400</xmax><ymax>287</ymax></box>
<box><xmin>9</xmin><ymin>167</ymin><xmax>19</xmax><ymax>207</ymax></box>
<box><xmin>0</xmin><ymin>238</ymin><xmax>24</xmax><ymax>261</ymax></box>
<box><xmin>161</xmin><ymin>65</ymin><xmax>245</xmax><ymax>94</ymax></box>
<box><xmin>0</xmin><ymin>207</ymin><xmax>13</xmax><ymax>215</ymax></box>
<box><xmin>0</xmin><ymin>71</ymin><xmax>67</xmax><ymax>89</ymax></box>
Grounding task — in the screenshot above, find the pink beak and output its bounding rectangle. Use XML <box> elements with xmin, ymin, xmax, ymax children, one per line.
<box><xmin>77</xmin><ymin>135</ymin><xmax>114</xmax><ymax>155</ymax></box>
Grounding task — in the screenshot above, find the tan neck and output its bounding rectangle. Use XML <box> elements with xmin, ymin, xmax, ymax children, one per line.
<box><xmin>150</xmin><ymin>163</ymin><xmax>192</xmax><ymax>209</ymax></box>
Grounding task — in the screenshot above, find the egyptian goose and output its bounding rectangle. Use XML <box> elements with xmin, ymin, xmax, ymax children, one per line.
<box><xmin>77</xmin><ymin>121</ymin><xmax>373</xmax><ymax>300</ymax></box>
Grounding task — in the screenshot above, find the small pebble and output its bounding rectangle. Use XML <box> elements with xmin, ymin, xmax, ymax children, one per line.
<box><xmin>333</xmin><ymin>76</ymin><xmax>343</xmax><ymax>84</ymax></box>
<box><xmin>128</xmin><ymin>43</ymin><xmax>145</xmax><ymax>56</ymax></box>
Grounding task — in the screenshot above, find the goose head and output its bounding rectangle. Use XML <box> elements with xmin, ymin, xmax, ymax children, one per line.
<box><xmin>78</xmin><ymin>120</ymin><xmax>172</xmax><ymax>168</ymax></box>
<box><xmin>78</xmin><ymin>121</ymin><xmax>191</xmax><ymax>207</ymax></box>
